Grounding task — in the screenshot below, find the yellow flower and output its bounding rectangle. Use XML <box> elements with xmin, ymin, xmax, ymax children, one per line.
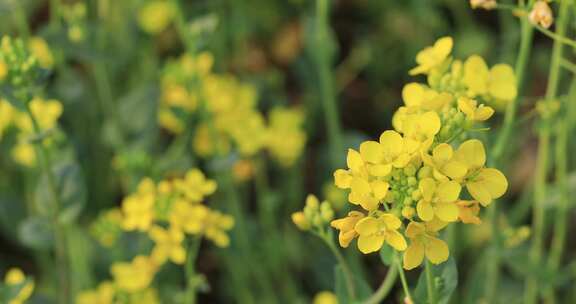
<box><xmin>149</xmin><ymin>225</ymin><xmax>186</xmax><ymax>265</ymax></box>
<box><xmin>457</xmin><ymin>200</ymin><xmax>481</xmax><ymax>225</ymax></box>
<box><xmin>14</xmin><ymin>98</ymin><xmax>63</xmax><ymax>134</ymax></box>
<box><xmin>313</xmin><ymin>291</ymin><xmax>338</xmax><ymax>304</ymax></box>
<box><xmin>4</xmin><ymin>268</ymin><xmax>34</xmax><ymax>304</ymax></box>
<box><xmin>457</xmin><ymin>97</ymin><xmax>494</xmax><ymax>122</ymax></box>
<box><xmin>529</xmin><ymin>1</ymin><xmax>554</xmax><ymax>29</ymax></box>
<box><xmin>354</xmin><ymin>213</ymin><xmax>407</xmax><ymax>254</ymax></box>
<box><xmin>161</xmin><ymin>84</ymin><xmax>197</xmax><ymax>111</ymax></box>
<box><xmin>265</xmin><ymin>107</ymin><xmax>306</xmax><ymax>167</ymax></box>
<box><xmin>453</xmin><ymin>139</ymin><xmax>508</xmax><ymax>206</ymax></box>
<box><xmin>174</xmin><ymin>169</ymin><xmax>217</xmax><ymax>203</ymax></box>
<box><xmin>76</xmin><ymin>281</ymin><xmax>115</xmax><ymax>304</ymax></box>
<box><xmin>137</xmin><ymin>0</ymin><xmax>175</xmax><ymax>34</ymax></box>
<box><xmin>28</xmin><ymin>37</ymin><xmax>54</xmax><ymax>69</ymax></box>
<box><xmin>416</xmin><ymin>178</ymin><xmax>461</xmax><ymax>222</ymax></box>
<box><xmin>169</xmin><ymin>199</ymin><xmax>209</xmax><ymax>234</ymax></box>
<box><xmin>128</xmin><ymin>288</ymin><xmax>160</xmax><ymax>304</ymax></box>
<box><xmin>403</xmin><ymin>219</ymin><xmax>449</xmax><ymax>270</ymax></box>
<box><xmin>401</xmin><ymin>83</ymin><xmax>451</xmax><ymax>111</ymax></box>
<box><xmin>192</xmin><ymin>123</ymin><xmax>230</xmax><ymax>157</ymax></box>
<box><xmin>422</xmin><ymin>143</ymin><xmax>468</xmax><ymax>181</ymax></box>
<box><xmin>121</xmin><ymin>178</ymin><xmax>156</xmax><ymax>231</ymax></box>
<box><xmin>11</xmin><ymin>142</ymin><xmax>36</xmax><ymax>167</ymax></box>
<box><xmin>232</xmin><ymin>159</ymin><xmax>254</xmax><ymax>182</ymax></box>
<box><xmin>158</xmin><ymin>109</ymin><xmax>184</xmax><ymax>134</ymax></box>
<box><xmin>409</xmin><ymin>37</ymin><xmax>453</xmax><ymax>75</ymax></box>
<box><xmin>401</xmin><ymin>111</ymin><xmax>441</xmax><ymax>145</ymax></box>
<box><xmin>359</xmin><ymin>130</ymin><xmax>416</xmax><ymax>177</ymax></box>
<box><xmin>0</xmin><ymin>59</ymin><xmax>7</xmax><ymax>81</ymax></box>
<box><xmin>0</xmin><ymin>99</ymin><xmax>15</xmax><ymax>138</ymax></box>
<box><xmin>463</xmin><ymin>55</ymin><xmax>517</xmax><ymax>107</ymax></box>
<box><xmin>291</xmin><ymin>211</ymin><xmax>310</xmax><ymax>231</ymax></box>
<box><xmin>111</xmin><ymin>256</ymin><xmax>157</xmax><ymax>292</ymax></box>
<box><xmin>204</xmin><ymin>209</ymin><xmax>234</xmax><ymax>247</ymax></box>
<box><xmin>330</xmin><ymin>211</ymin><xmax>365</xmax><ymax>247</ymax></box>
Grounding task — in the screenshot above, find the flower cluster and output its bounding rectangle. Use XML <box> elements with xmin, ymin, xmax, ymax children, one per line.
<box><xmin>0</xmin><ymin>97</ymin><xmax>63</xmax><ymax>167</ymax></box>
<box><xmin>0</xmin><ymin>36</ymin><xmax>49</xmax><ymax>89</ymax></box>
<box><xmin>3</xmin><ymin>268</ymin><xmax>34</xmax><ymax>304</ymax></box>
<box><xmin>79</xmin><ymin>168</ymin><xmax>233</xmax><ymax>302</ymax></box>
<box><xmin>329</xmin><ymin>37</ymin><xmax>510</xmax><ymax>270</ymax></box>
<box><xmin>158</xmin><ymin>52</ymin><xmax>306</xmax><ymax>167</ymax></box>
<box><xmin>292</xmin><ymin>194</ymin><xmax>335</xmax><ymax>232</ymax></box>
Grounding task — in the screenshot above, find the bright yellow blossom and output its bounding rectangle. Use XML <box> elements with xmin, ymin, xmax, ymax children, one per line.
<box><xmin>416</xmin><ymin>178</ymin><xmax>461</xmax><ymax>222</ymax></box>
<box><xmin>121</xmin><ymin>178</ymin><xmax>156</xmax><ymax>231</ymax></box>
<box><xmin>463</xmin><ymin>55</ymin><xmax>517</xmax><ymax>109</ymax></box>
<box><xmin>173</xmin><ymin>169</ymin><xmax>217</xmax><ymax>203</ymax></box>
<box><xmin>291</xmin><ymin>211</ymin><xmax>310</xmax><ymax>231</ymax></box>
<box><xmin>403</xmin><ymin>219</ymin><xmax>449</xmax><ymax>270</ymax></box>
<box><xmin>266</xmin><ymin>107</ymin><xmax>306</xmax><ymax>167</ymax></box>
<box><xmin>409</xmin><ymin>37</ymin><xmax>453</xmax><ymax>75</ymax></box>
<box><xmin>330</xmin><ymin>211</ymin><xmax>365</xmax><ymax>247</ymax></box>
<box><xmin>204</xmin><ymin>210</ymin><xmax>235</xmax><ymax>247</ymax></box>
<box><xmin>11</xmin><ymin>142</ymin><xmax>36</xmax><ymax>167</ymax></box>
<box><xmin>453</xmin><ymin>139</ymin><xmax>508</xmax><ymax>206</ymax></box>
<box><xmin>28</xmin><ymin>37</ymin><xmax>54</xmax><ymax>69</ymax></box>
<box><xmin>457</xmin><ymin>200</ymin><xmax>482</xmax><ymax>225</ymax></box>
<box><xmin>111</xmin><ymin>256</ymin><xmax>157</xmax><ymax>292</ymax></box>
<box><xmin>359</xmin><ymin>130</ymin><xmax>417</xmax><ymax>177</ymax></box>
<box><xmin>138</xmin><ymin>0</ymin><xmax>175</xmax><ymax>34</ymax></box>
<box><xmin>457</xmin><ymin>97</ymin><xmax>494</xmax><ymax>122</ymax></box>
<box><xmin>354</xmin><ymin>213</ymin><xmax>407</xmax><ymax>254</ymax></box>
<box><xmin>422</xmin><ymin>143</ymin><xmax>467</xmax><ymax>181</ymax></box>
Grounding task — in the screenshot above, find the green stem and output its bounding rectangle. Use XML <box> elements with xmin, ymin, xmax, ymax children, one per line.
<box><xmin>13</xmin><ymin>0</ymin><xmax>30</xmax><ymax>40</ymax></box>
<box><xmin>184</xmin><ymin>236</ymin><xmax>202</xmax><ymax>304</ymax></box>
<box><xmin>362</xmin><ymin>261</ymin><xmax>398</xmax><ymax>304</ymax></box>
<box><xmin>314</xmin><ymin>0</ymin><xmax>343</xmax><ymax>169</ymax></box>
<box><xmin>324</xmin><ymin>232</ymin><xmax>356</xmax><ymax>301</ymax></box>
<box><xmin>24</xmin><ymin>102</ymin><xmax>69</xmax><ymax>304</ymax></box>
<box><xmin>50</xmin><ymin>0</ymin><xmax>61</xmax><ymax>32</ymax></box>
<box><xmin>485</xmin><ymin>1</ymin><xmax>534</xmax><ymax>301</ymax></box>
<box><xmin>426</xmin><ymin>260</ymin><xmax>436</xmax><ymax>304</ymax></box>
<box><xmin>525</xmin><ymin>1</ymin><xmax>569</xmax><ymax>303</ymax></box>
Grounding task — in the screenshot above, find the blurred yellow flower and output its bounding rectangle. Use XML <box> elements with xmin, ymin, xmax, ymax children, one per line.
<box><xmin>11</xmin><ymin>142</ymin><xmax>36</xmax><ymax>167</ymax></box>
<box><xmin>121</xmin><ymin>178</ymin><xmax>156</xmax><ymax>231</ymax></box>
<box><xmin>354</xmin><ymin>213</ymin><xmax>407</xmax><ymax>254</ymax></box>
<box><xmin>138</xmin><ymin>0</ymin><xmax>175</xmax><ymax>34</ymax></box>
<box><xmin>111</xmin><ymin>255</ymin><xmax>157</xmax><ymax>292</ymax></box>
<box><xmin>76</xmin><ymin>281</ymin><xmax>115</xmax><ymax>304</ymax></box>
<box><xmin>28</xmin><ymin>37</ymin><xmax>54</xmax><ymax>69</ymax></box>
<box><xmin>409</xmin><ymin>36</ymin><xmax>453</xmax><ymax>75</ymax></box>
<box><xmin>313</xmin><ymin>291</ymin><xmax>338</xmax><ymax>304</ymax></box>
<box><xmin>291</xmin><ymin>211</ymin><xmax>310</xmax><ymax>231</ymax></box>
<box><xmin>173</xmin><ymin>168</ymin><xmax>217</xmax><ymax>203</ymax></box>
<box><xmin>266</xmin><ymin>106</ymin><xmax>306</xmax><ymax>167</ymax></box>
<box><xmin>149</xmin><ymin>225</ymin><xmax>186</xmax><ymax>265</ymax></box>
<box><xmin>4</xmin><ymin>268</ymin><xmax>34</xmax><ymax>304</ymax></box>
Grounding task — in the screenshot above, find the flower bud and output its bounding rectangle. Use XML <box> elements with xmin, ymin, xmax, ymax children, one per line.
<box><xmin>401</xmin><ymin>206</ymin><xmax>415</xmax><ymax>219</ymax></box>
<box><xmin>470</xmin><ymin>0</ymin><xmax>497</xmax><ymax>10</ymax></box>
<box><xmin>529</xmin><ymin>1</ymin><xmax>554</xmax><ymax>29</ymax></box>
<box><xmin>291</xmin><ymin>212</ymin><xmax>310</xmax><ymax>231</ymax></box>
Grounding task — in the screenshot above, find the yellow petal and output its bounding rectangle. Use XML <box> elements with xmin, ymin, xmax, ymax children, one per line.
<box><xmin>436</xmin><ymin>180</ymin><xmax>461</xmax><ymax>203</ymax></box>
<box><xmin>381</xmin><ymin>213</ymin><xmax>402</xmax><ymax>230</ymax></box>
<box><xmin>432</xmin><ymin>143</ymin><xmax>453</xmax><ymax>164</ymax></box>
<box><xmin>425</xmin><ymin>237</ymin><xmax>449</xmax><ymax>264</ymax></box>
<box><xmin>379</xmin><ymin>130</ymin><xmax>403</xmax><ymax>157</ymax></box>
<box><xmin>360</xmin><ymin>141</ymin><xmax>383</xmax><ymax>164</ymax></box>
<box><xmin>435</xmin><ymin>202</ymin><xmax>459</xmax><ymax>222</ymax></box>
<box><xmin>171</xmin><ymin>247</ymin><xmax>186</xmax><ymax>264</ymax></box>
<box><xmin>334</xmin><ymin>169</ymin><xmax>352</xmax><ymax>188</ymax></box>
<box><xmin>478</xmin><ymin>168</ymin><xmax>508</xmax><ymax>199</ymax></box>
<box><xmin>425</xmin><ymin>218</ymin><xmax>449</xmax><ymax>232</ymax></box>
<box><xmin>417</xmin><ymin>200</ymin><xmax>434</xmax><ymax>221</ymax></box>
<box><xmin>442</xmin><ymin>160</ymin><xmax>468</xmax><ymax>180</ymax></box>
<box><xmin>420</xmin><ymin>112</ymin><xmax>441</xmax><ymax>137</ymax></box>
<box><xmin>419</xmin><ymin>178</ymin><xmax>436</xmax><ymax>201</ymax></box>
<box><xmin>357</xmin><ymin>234</ymin><xmax>385</xmax><ymax>254</ymax></box>
<box><xmin>455</xmin><ymin>139</ymin><xmax>486</xmax><ymax>169</ymax></box>
<box><xmin>359</xmin><ymin>195</ymin><xmax>379</xmax><ymax>211</ymax></box>
<box><xmin>457</xmin><ymin>97</ymin><xmax>476</xmax><ymax>118</ymax></box>
<box><xmin>475</xmin><ymin>105</ymin><xmax>494</xmax><ymax>121</ymax></box>
<box><xmin>402</xmin><ymin>82</ymin><xmax>424</xmax><ymax>107</ymax></box>
<box><xmin>386</xmin><ymin>230</ymin><xmax>407</xmax><ymax>251</ymax></box>
<box><xmin>354</xmin><ymin>217</ymin><xmax>379</xmax><ymax>235</ymax></box>
<box><xmin>467</xmin><ymin>181</ymin><xmax>492</xmax><ymax>206</ymax></box>
<box><xmin>347</xmin><ymin>149</ymin><xmax>364</xmax><ymax>171</ymax></box>
<box><xmin>405</xmin><ymin>221</ymin><xmax>425</xmax><ymax>239</ymax></box>
<box><xmin>463</xmin><ymin>55</ymin><xmax>489</xmax><ymax>95</ymax></box>
<box><xmin>371</xmin><ymin>180</ymin><xmax>389</xmax><ymax>200</ymax></box>
<box><xmin>403</xmin><ymin>241</ymin><xmax>425</xmax><ymax>270</ymax></box>
<box><xmin>489</xmin><ymin>64</ymin><xmax>517</xmax><ymax>101</ymax></box>
<box><xmin>368</xmin><ymin>164</ymin><xmax>392</xmax><ymax>177</ymax></box>
<box><xmin>351</xmin><ymin>177</ymin><xmax>371</xmax><ymax>196</ymax></box>
<box><xmin>339</xmin><ymin>230</ymin><xmax>358</xmax><ymax>248</ymax></box>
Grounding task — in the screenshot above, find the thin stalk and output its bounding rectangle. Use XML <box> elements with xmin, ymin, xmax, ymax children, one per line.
<box><xmin>50</xmin><ymin>0</ymin><xmax>61</xmax><ymax>32</ymax></box>
<box><xmin>485</xmin><ymin>1</ymin><xmax>535</xmax><ymax>301</ymax></box>
<box><xmin>184</xmin><ymin>236</ymin><xmax>202</xmax><ymax>304</ymax></box>
<box><xmin>314</xmin><ymin>0</ymin><xmax>343</xmax><ymax>169</ymax></box>
<box><xmin>397</xmin><ymin>254</ymin><xmax>413</xmax><ymax>303</ymax></box>
<box><xmin>323</xmin><ymin>232</ymin><xmax>356</xmax><ymax>301</ymax></box>
<box><xmin>13</xmin><ymin>0</ymin><xmax>30</xmax><ymax>40</ymax></box>
<box><xmin>362</xmin><ymin>261</ymin><xmax>398</xmax><ymax>304</ymax></box>
<box><xmin>426</xmin><ymin>260</ymin><xmax>437</xmax><ymax>304</ymax></box>
<box><xmin>525</xmin><ymin>1</ymin><xmax>569</xmax><ymax>303</ymax></box>
<box><xmin>24</xmin><ymin>102</ymin><xmax>70</xmax><ymax>304</ymax></box>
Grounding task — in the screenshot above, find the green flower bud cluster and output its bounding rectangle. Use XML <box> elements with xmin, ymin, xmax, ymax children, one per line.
<box><xmin>438</xmin><ymin>106</ymin><xmax>466</xmax><ymax>142</ymax></box>
<box><xmin>292</xmin><ymin>194</ymin><xmax>335</xmax><ymax>231</ymax></box>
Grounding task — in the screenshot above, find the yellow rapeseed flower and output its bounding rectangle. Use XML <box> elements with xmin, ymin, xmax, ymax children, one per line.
<box><xmin>354</xmin><ymin>213</ymin><xmax>407</xmax><ymax>254</ymax></box>
<box><xmin>463</xmin><ymin>55</ymin><xmax>517</xmax><ymax>109</ymax></box>
<box><xmin>409</xmin><ymin>37</ymin><xmax>453</xmax><ymax>75</ymax></box>
<box><xmin>28</xmin><ymin>37</ymin><xmax>54</xmax><ymax>69</ymax></box>
<box><xmin>4</xmin><ymin>268</ymin><xmax>34</xmax><ymax>304</ymax></box>
<box><xmin>76</xmin><ymin>281</ymin><xmax>115</xmax><ymax>304</ymax></box>
<box><xmin>313</xmin><ymin>291</ymin><xmax>338</xmax><ymax>304</ymax></box>
<box><xmin>403</xmin><ymin>219</ymin><xmax>449</xmax><ymax>270</ymax></box>
<box><xmin>121</xmin><ymin>179</ymin><xmax>156</xmax><ymax>231</ymax></box>
<box><xmin>173</xmin><ymin>169</ymin><xmax>217</xmax><ymax>203</ymax></box>
<box><xmin>529</xmin><ymin>1</ymin><xmax>554</xmax><ymax>29</ymax></box>
<box><xmin>138</xmin><ymin>0</ymin><xmax>175</xmax><ymax>34</ymax></box>
<box><xmin>330</xmin><ymin>211</ymin><xmax>365</xmax><ymax>247</ymax></box>
<box><xmin>457</xmin><ymin>97</ymin><xmax>494</xmax><ymax>122</ymax></box>
<box><xmin>416</xmin><ymin>178</ymin><xmax>461</xmax><ymax>222</ymax></box>
<box><xmin>111</xmin><ymin>255</ymin><xmax>157</xmax><ymax>292</ymax></box>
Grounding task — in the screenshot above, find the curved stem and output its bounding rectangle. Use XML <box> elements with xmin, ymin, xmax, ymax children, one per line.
<box><xmin>397</xmin><ymin>255</ymin><xmax>413</xmax><ymax>303</ymax></box>
<box><xmin>426</xmin><ymin>260</ymin><xmax>436</xmax><ymax>304</ymax></box>
<box><xmin>324</xmin><ymin>234</ymin><xmax>356</xmax><ymax>301</ymax></box>
<box><xmin>362</xmin><ymin>261</ymin><xmax>398</xmax><ymax>304</ymax></box>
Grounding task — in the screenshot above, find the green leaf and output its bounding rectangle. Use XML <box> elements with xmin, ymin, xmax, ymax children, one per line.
<box><xmin>35</xmin><ymin>160</ymin><xmax>86</xmax><ymax>224</ymax></box>
<box><xmin>379</xmin><ymin>245</ymin><xmax>394</xmax><ymax>266</ymax></box>
<box><xmin>413</xmin><ymin>258</ymin><xmax>458</xmax><ymax>304</ymax></box>
<box><xmin>18</xmin><ymin>216</ymin><xmax>54</xmax><ymax>250</ymax></box>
